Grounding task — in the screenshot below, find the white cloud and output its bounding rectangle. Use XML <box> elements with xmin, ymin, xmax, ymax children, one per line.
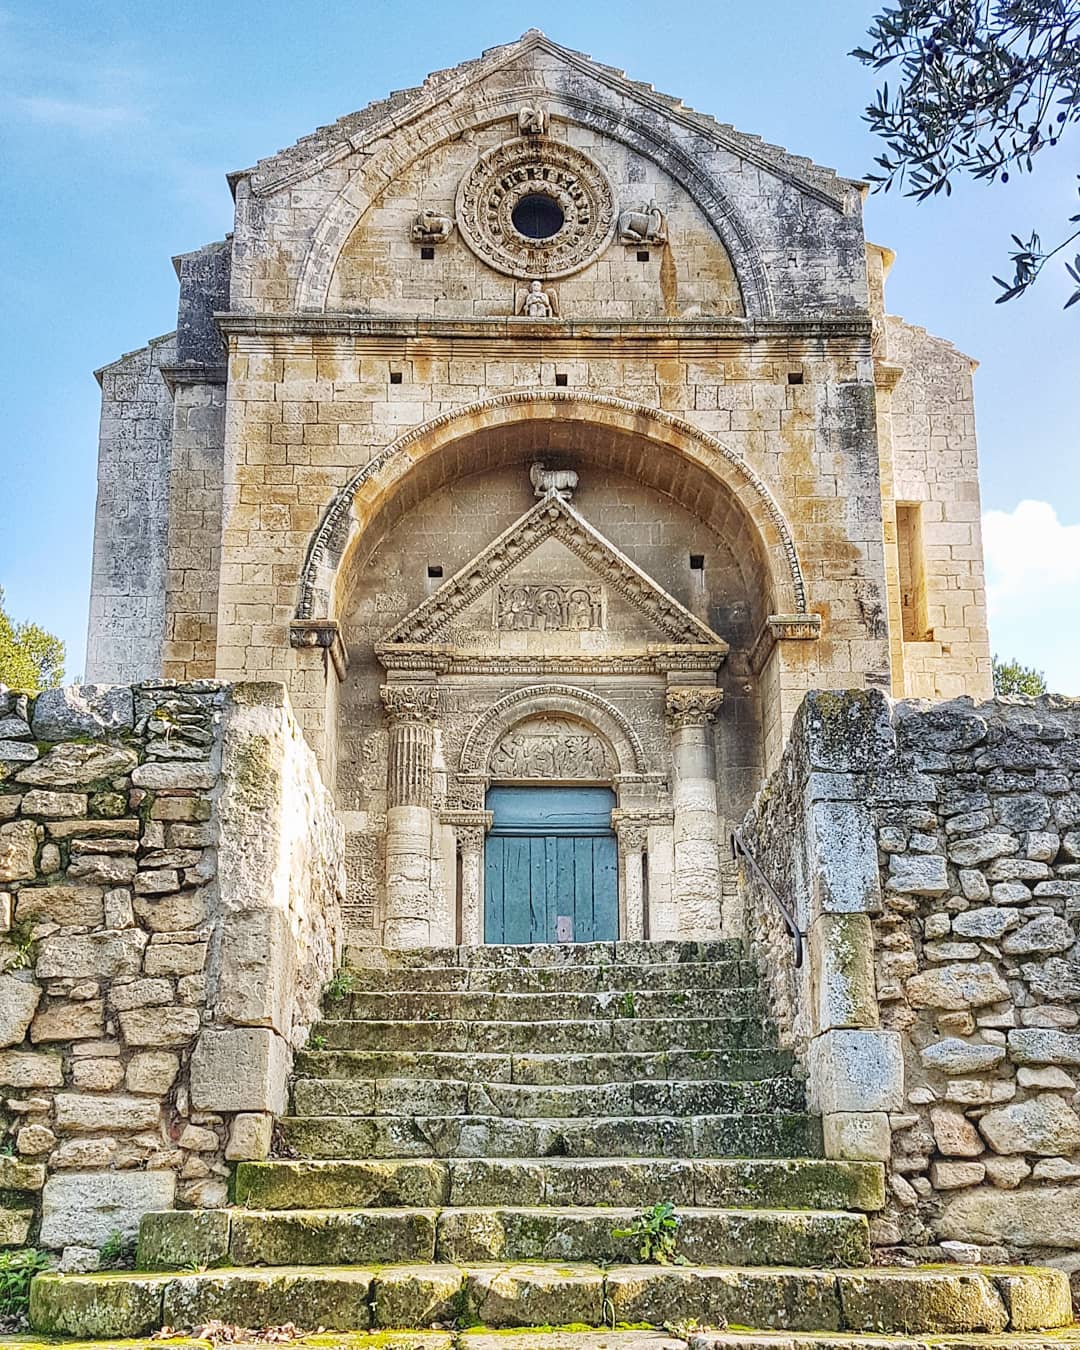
<box><xmin>11</xmin><ymin>94</ymin><xmax>140</xmax><ymax>133</ymax></box>
<box><xmin>983</xmin><ymin>499</ymin><xmax>1080</xmax><ymax>695</ymax></box>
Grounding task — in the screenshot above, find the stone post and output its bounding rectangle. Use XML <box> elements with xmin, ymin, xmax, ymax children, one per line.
<box><xmin>457</xmin><ymin>826</ymin><xmax>487</xmax><ymax>945</ymax></box>
<box><xmin>613</xmin><ymin>815</ymin><xmax>648</xmax><ymax>941</ymax></box>
<box><xmin>381</xmin><ymin>685</ymin><xmax>439</xmax><ymax>948</ymax></box>
<box><xmin>666</xmin><ymin>685</ymin><xmax>724</xmax><ymax>936</ymax></box>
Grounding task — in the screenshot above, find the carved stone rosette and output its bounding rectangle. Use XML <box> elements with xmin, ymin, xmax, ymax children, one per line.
<box><xmin>665</xmin><ymin>686</ymin><xmax>724</xmax><ymax>730</ymax></box>
<box><xmin>455</xmin><ymin>138</ymin><xmax>617</xmax><ymax>279</ymax></box>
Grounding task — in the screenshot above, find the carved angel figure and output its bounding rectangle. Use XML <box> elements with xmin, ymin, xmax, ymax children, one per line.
<box><xmin>411</xmin><ymin>209</ymin><xmax>455</xmax><ymax>244</ymax></box>
<box><xmin>519</xmin><ymin>278</ymin><xmax>558</xmax><ymax>319</ymax></box>
<box><xmin>619</xmin><ymin>198</ymin><xmax>668</xmax><ymax>246</ymax></box>
<box><xmin>518</xmin><ymin>102</ymin><xmax>547</xmax><ymax>135</ymax></box>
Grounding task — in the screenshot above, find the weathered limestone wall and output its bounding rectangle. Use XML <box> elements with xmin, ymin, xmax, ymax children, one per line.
<box><xmin>742</xmin><ymin>689</ymin><xmax>1080</xmax><ymax>1277</ymax></box>
<box><xmin>0</xmin><ymin>681</ymin><xmax>343</xmax><ymax>1256</ymax></box>
<box><xmin>86</xmin><ymin>334</ymin><xmax>177</xmax><ymax>684</ymax></box>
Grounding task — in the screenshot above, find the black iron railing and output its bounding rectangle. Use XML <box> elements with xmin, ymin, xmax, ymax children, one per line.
<box><xmin>731</xmin><ymin>828</ymin><xmax>805</xmax><ymax>969</ymax></box>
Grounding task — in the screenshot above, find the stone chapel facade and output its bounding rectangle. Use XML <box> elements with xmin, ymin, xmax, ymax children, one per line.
<box><xmin>85</xmin><ymin>32</ymin><xmax>992</xmax><ymax>949</ymax></box>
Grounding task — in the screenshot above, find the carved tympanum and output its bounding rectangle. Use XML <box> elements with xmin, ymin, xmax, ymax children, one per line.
<box><xmin>495</xmin><ymin>583</ymin><xmax>603</xmax><ymax>632</ymax></box>
<box><xmin>489</xmin><ymin>715</ymin><xmax>613</xmax><ymax>780</ymax></box>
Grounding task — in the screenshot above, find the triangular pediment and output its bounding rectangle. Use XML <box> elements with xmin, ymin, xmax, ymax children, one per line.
<box><xmin>233</xmin><ymin>31</ymin><xmax>853</xmax><ymax>206</ymax></box>
<box><xmin>378</xmin><ymin>488</ymin><xmax>727</xmax><ymax>656</ymax></box>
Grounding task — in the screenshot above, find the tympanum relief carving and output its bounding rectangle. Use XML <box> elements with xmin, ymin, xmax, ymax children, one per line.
<box><xmin>490</xmin><ymin>715</ymin><xmax>613</xmax><ymax>780</ymax></box>
<box><xmin>495</xmin><ymin>583</ymin><xmax>603</xmax><ymax>632</ymax></box>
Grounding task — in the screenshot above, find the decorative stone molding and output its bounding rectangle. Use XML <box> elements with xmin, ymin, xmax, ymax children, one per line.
<box><xmin>455</xmin><ymin>136</ymin><xmax>617</xmax><ymax>280</ymax></box>
<box><xmin>748</xmin><ymin>612</ymin><xmax>823</xmax><ymax>675</ymax></box>
<box><xmin>459</xmin><ymin>684</ymin><xmax>647</xmax><ymax>777</ymax></box>
<box><xmin>379</xmin><ymin>483</ymin><xmax>728</xmax><ymax>649</ymax></box>
<box><xmin>665</xmin><ymin>686</ymin><xmax>724</xmax><ymax>729</ymax></box>
<box><xmin>289</xmin><ymin>619</ymin><xmax>349</xmax><ymax>681</ymax></box>
<box><xmin>293</xmin><ymin>391</ymin><xmax>808</xmax><ymax>627</ymax></box>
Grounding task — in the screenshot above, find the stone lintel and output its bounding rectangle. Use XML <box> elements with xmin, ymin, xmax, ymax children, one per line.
<box><xmin>749</xmin><ymin>612</ymin><xmax>822</xmax><ymax>674</ymax></box>
<box><xmin>289</xmin><ymin>619</ymin><xmax>349</xmax><ymax>680</ymax></box>
<box><xmin>159</xmin><ymin>362</ymin><xmax>228</xmax><ymax>391</ymax></box>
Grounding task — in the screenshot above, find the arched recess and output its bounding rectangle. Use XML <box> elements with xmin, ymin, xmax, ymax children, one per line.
<box><xmin>295</xmin><ymin>86</ymin><xmax>773</xmax><ymax>317</ymax></box>
<box><xmin>294</xmin><ymin>391</ymin><xmax>807</xmax><ymax>629</ymax></box>
<box><xmin>459</xmin><ymin>685</ymin><xmax>647</xmax><ymax>779</ymax></box>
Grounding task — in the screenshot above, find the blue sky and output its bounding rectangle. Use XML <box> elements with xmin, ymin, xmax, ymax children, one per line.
<box><xmin>1</xmin><ymin>0</ymin><xmax>1077</xmax><ymax>690</ymax></box>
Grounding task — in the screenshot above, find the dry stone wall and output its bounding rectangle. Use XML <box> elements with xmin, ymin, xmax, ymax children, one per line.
<box><xmin>0</xmin><ymin>680</ymin><xmax>343</xmax><ymax>1258</ymax></box>
<box><xmin>740</xmin><ymin>688</ymin><xmax>1080</xmax><ymax>1282</ymax></box>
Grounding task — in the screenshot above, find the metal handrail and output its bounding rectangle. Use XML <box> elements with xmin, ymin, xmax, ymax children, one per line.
<box><xmin>731</xmin><ymin>828</ymin><xmax>805</xmax><ymax>969</ymax></box>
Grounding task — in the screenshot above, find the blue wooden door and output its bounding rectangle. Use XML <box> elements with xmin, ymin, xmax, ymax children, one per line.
<box><xmin>484</xmin><ymin>786</ymin><xmax>618</xmax><ymax>943</ymax></box>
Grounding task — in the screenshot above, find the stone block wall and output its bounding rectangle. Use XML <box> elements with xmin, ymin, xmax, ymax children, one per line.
<box><xmin>740</xmin><ymin>688</ymin><xmax>1080</xmax><ymax>1278</ymax></box>
<box><xmin>0</xmin><ymin>680</ymin><xmax>343</xmax><ymax>1256</ymax></box>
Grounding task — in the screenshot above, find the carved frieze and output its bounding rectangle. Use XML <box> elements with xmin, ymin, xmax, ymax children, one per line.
<box><xmin>495</xmin><ymin>582</ymin><xmax>603</xmax><ymax>632</ymax></box>
<box><xmin>455</xmin><ymin>137</ymin><xmax>617</xmax><ymax>279</ymax></box>
<box><xmin>665</xmin><ymin>686</ymin><xmax>724</xmax><ymax>729</ymax></box>
<box><xmin>489</xmin><ymin>715</ymin><xmax>614</xmax><ymax>781</ymax></box>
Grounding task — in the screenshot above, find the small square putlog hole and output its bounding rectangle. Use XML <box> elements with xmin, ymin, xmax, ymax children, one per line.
<box><xmin>689</xmin><ymin>554</ymin><xmax>705</xmax><ymax>571</ymax></box>
<box><xmin>637</xmin><ymin>250</ymin><xmax>650</xmax><ymax>262</ymax></box>
<box><xmin>787</xmin><ymin>371</ymin><xmax>804</xmax><ymax>385</ymax></box>
<box><xmin>555</xmin><ymin>372</ymin><xmax>568</xmax><ymax>387</ymax></box>
<box><xmin>420</xmin><ymin>246</ymin><xmax>435</xmax><ymax>260</ymax></box>
<box><xmin>389</xmin><ymin>370</ymin><xmax>403</xmax><ymax>384</ymax></box>
<box><xmin>427</xmin><ymin>564</ymin><xmax>443</xmax><ymax>579</ymax></box>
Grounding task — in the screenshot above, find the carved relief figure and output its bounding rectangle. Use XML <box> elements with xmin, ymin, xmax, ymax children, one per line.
<box><xmin>519</xmin><ymin>278</ymin><xmax>558</xmax><ymax>318</ymax></box>
<box><xmin>518</xmin><ymin>102</ymin><xmax>547</xmax><ymax>135</ymax></box>
<box><xmin>495</xmin><ymin>583</ymin><xmax>603</xmax><ymax>632</ymax></box>
<box><xmin>530</xmin><ymin>462</ymin><xmax>578</xmax><ymax>499</ymax></box>
<box><xmin>411</xmin><ymin>209</ymin><xmax>455</xmax><ymax>244</ymax></box>
<box><xmin>619</xmin><ymin>199</ymin><xmax>668</xmax><ymax>246</ymax></box>
<box><xmin>489</xmin><ymin>716</ymin><xmax>612</xmax><ymax>780</ymax></box>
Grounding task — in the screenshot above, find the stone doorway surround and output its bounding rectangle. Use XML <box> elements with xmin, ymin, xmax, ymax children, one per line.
<box><xmin>372</xmin><ymin>466</ymin><xmax>730</xmax><ymax>947</ymax></box>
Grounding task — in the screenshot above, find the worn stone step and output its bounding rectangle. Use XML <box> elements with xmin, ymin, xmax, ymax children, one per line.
<box><xmin>277</xmin><ymin>1111</ymin><xmax>823</xmax><ymax>1159</ymax></box>
<box><xmin>335</xmin><ymin>987</ymin><xmax>761</xmax><ymax>1023</ymax></box>
<box><xmin>334</xmin><ymin>959</ymin><xmax>755</xmax><ymax>994</ymax></box>
<box><xmin>315</xmin><ymin>1015</ymin><xmax>772</xmax><ymax>1054</ymax></box>
<box><xmin>292</xmin><ymin>1074</ymin><xmax>806</xmax><ymax>1118</ymax></box>
<box><xmin>292</xmin><ymin>1046</ymin><xmax>796</xmax><ymax>1084</ymax></box>
<box><xmin>235</xmin><ymin>1156</ymin><xmax>885</xmax><ymax>1213</ymax></box>
<box><xmin>141</xmin><ymin>1204</ymin><xmax>869</xmax><ymax>1270</ymax></box>
<box><xmin>343</xmin><ymin>939</ymin><xmax>746</xmax><ymax>970</ymax></box>
<box><xmin>28</xmin><ymin>1262</ymin><xmax>1072</xmax><ymax>1339</ymax></box>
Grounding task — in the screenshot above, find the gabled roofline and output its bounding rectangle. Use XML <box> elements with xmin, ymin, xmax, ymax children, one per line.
<box><xmin>227</xmin><ymin>30</ymin><xmax>859</xmax><ymax>209</ymax></box>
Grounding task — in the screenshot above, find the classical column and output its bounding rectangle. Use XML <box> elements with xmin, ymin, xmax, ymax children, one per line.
<box><xmin>457</xmin><ymin>826</ymin><xmax>487</xmax><ymax>945</ymax></box>
<box><xmin>380</xmin><ymin>685</ymin><xmax>438</xmax><ymax>948</ymax></box>
<box><xmin>666</xmin><ymin>685</ymin><xmax>724</xmax><ymax>937</ymax></box>
<box><xmin>613</xmin><ymin>817</ymin><xmax>648</xmax><ymax>941</ymax></box>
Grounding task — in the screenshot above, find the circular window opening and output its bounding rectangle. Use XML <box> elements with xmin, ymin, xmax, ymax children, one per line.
<box><xmin>512</xmin><ymin>194</ymin><xmax>565</xmax><ymax>240</ymax></box>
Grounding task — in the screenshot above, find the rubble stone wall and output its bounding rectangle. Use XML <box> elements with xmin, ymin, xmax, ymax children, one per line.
<box><xmin>740</xmin><ymin>688</ymin><xmax>1080</xmax><ymax>1276</ymax></box>
<box><xmin>0</xmin><ymin>680</ymin><xmax>344</xmax><ymax>1256</ymax></box>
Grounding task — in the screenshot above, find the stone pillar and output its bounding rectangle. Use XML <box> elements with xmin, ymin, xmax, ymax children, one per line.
<box><xmin>613</xmin><ymin>815</ymin><xmax>648</xmax><ymax>941</ymax></box>
<box><xmin>458</xmin><ymin>826</ymin><xmax>487</xmax><ymax>945</ymax></box>
<box><xmin>380</xmin><ymin>685</ymin><xmax>438</xmax><ymax>948</ymax></box>
<box><xmin>666</xmin><ymin>686</ymin><xmax>724</xmax><ymax>937</ymax></box>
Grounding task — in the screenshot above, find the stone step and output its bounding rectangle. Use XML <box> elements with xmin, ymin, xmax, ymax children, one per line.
<box><xmin>343</xmin><ymin>939</ymin><xmax>746</xmax><ymax>970</ymax></box>
<box><xmin>292</xmin><ymin>1046</ymin><xmax>796</xmax><ymax>1084</ymax></box>
<box><xmin>139</xmin><ymin>1205</ymin><xmax>870</xmax><ymax>1270</ymax></box>
<box><xmin>277</xmin><ymin>1111</ymin><xmax>823</xmax><ymax>1159</ymax></box>
<box><xmin>333</xmin><ymin>987</ymin><xmax>761</xmax><ymax>1022</ymax></box>
<box><xmin>28</xmin><ymin>1262</ymin><xmax>1072</xmax><ymax>1339</ymax></box>
<box><xmin>314</xmin><ymin>1015</ymin><xmax>772</xmax><ymax>1053</ymax></box>
<box><xmin>291</xmin><ymin>1074</ymin><xmax>806</xmax><ymax>1118</ymax></box>
<box><xmin>235</xmin><ymin>1156</ymin><xmax>885</xmax><ymax>1212</ymax></box>
<box><xmin>334</xmin><ymin>958</ymin><xmax>753</xmax><ymax>993</ymax></box>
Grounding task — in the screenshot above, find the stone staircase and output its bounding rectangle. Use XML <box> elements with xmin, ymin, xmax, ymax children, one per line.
<box><xmin>27</xmin><ymin>940</ymin><xmax>1077</xmax><ymax>1347</ymax></box>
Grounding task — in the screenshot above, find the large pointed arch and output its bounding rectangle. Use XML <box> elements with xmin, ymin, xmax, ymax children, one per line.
<box><xmin>293</xmin><ymin>391</ymin><xmax>808</xmax><ymax>628</ymax></box>
<box><xmin>295</xmin><ymin>84</ymin><xmax>774</xmax><ymax>317</ymax></box>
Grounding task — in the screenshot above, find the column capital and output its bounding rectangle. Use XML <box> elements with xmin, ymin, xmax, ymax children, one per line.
<box><xmin>665</xmin><ymin>685</ymin><xmax>724</xmax><ymax>729</ymax></box>
<box><xmin>380</xmin><ymin>684</ymin><xmax>439</xmax><ymax>725</ymax></box>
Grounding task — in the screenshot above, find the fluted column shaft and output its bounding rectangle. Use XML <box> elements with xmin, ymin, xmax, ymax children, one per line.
<box><xmin>381</xmin><ymin>685</ymin><xmax>438</xmax><ymax>949</ymax></box>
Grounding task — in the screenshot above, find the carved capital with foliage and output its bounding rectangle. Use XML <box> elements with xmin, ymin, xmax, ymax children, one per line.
<box><xmin>665</xmin><ymin>686</ymin><xmax>724</xmax><ymax>730</ymax></box>
<box><xmin>380</xmin><ymin>684</ymin><xmax>439</xmax><ymax>726</ymax></box>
